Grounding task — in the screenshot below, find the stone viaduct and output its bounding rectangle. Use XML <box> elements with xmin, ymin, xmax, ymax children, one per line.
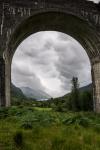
<box><xmin>0</xmin><ymin>0</ymin><xmax>100</xmax><ymax>112</ymax></box>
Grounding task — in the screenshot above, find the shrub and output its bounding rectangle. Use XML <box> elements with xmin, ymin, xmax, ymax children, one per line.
<box><xmin>62</xmin><ymin>114</ymin><xmax>91</xmax><ymax>127</ymax></box>
<box><xmin>13</xmin><ymin>131</ymin><xmax>23</xmax><ymax>147</ymax></box>
<box><xmin>21</xmin><ymin>121</ymin><xmax>33</xmax><ymax>129</ymax></box>
<box><xmin>0</xmin><ymin>107</ymin><xmax>9</xmax><ymax>119</ymax></box>
<box><xmin>54</xmin><ymin>104</ymin><xmax>64</xmax><ymax>112</ymax></box>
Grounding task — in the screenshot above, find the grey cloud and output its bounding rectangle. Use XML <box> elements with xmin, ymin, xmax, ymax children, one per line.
<box><xmin>51</xmin><ymin>34</ymin><xmax>91</xmax><ymax>92</ymax></box>
<box><xmin>12</xmin><ymin>31</ymin><xmax>91</xmax><ymax>97</ymax></box>
<box><xmin>12</xmin><ymin>56</ymin><xmax>46</xmax><ymax>91</ymax></box>
<box><xmin>12</xmin><ymin>67</ymin><xmax>46</xmax><ymax>91</ymax></box>
<box><xmin>57</xmin><ymin>32</ymin><xmax>71</xmax><ymax>41</ymax></box>
<box><xmin>87</xmin><ymin>0</ymin><xmax>100</xmax><ymax>3</ymax></box>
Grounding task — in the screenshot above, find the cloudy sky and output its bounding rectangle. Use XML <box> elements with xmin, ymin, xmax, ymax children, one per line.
<box><xmin>88</xmin><ymin>0</ymin><xmax>100</xmax><ymax>3</ymax></box>
<box><xmin>11</xmin><ymin>31</ymin><xmax>91</xmax><ymax>97</ymax></box>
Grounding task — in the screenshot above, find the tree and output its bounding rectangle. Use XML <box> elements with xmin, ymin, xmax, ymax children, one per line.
<box><xmin>68</xmin><ymin>77</ymin><xmax>80</xmax><ymax>111</ymax></box>
<box><xmin>80</xmin><ymin>91</ymin><xmax>93</xmax><ymax>111</ymax></box>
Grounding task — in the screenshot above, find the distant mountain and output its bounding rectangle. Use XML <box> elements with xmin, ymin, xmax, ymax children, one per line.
<box><xmin>46</xmin><ymin>83</ymin><xmax>93</xmax><ymax>107</ymax></box>
<box><xmin>11</xmin><ymin>83</ymin><xmax>92</xmax><ymax>102</ymax></box>
<box><xmin>20</xmin><ymin>87</ymin><xmax>51</xmax><ymax>100</ymax></box>
<box><xmin>11</xmin><ymin>83</ymin><xmax>25</xmax><ymax>99</ymax></box>
<box><xmin>63</xmin><ymin>83</ymin><xmax>92</xmax><ymax>97</ymax></box>
<box><xmin>62</xmin><ymin>83</ymin><xmax>92</xmax><ymax>100</ymax></box>
<box><xmin>79</xmin><ymin>83</ymin><xmax>92</xmax><ymax>92</ymax></box>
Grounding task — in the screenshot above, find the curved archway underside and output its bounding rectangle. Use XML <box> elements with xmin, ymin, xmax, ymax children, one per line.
<box><xmin>0</xmin><ymin>0</ymin><xmax>100</xmax><ymax>112</ymax></box>
<box><xmin>7</xmin><ymin>12</ymin><xmax>100</xmax><ymax>64</ymax></box>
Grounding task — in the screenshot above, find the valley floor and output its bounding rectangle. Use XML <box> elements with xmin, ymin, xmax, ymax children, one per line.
<box><xmin>0</xmin><ymin>106</ymin><xmax>100</xmax><ymax>150</ymax></box>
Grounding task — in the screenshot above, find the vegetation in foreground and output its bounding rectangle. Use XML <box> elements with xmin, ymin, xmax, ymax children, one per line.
<box><xmin>1</xmin><ymin>77</ymin><xmax>94</xmax><ymax>149</ymax></box>
<box><xmin>0</xmin><ymin>106</ymin><xmax>100</xmax><ymax>150</ymax></box>
<box><xmin>11</xmin><ymin>76</ymin><xmax>93</xmax><ymax>113</ymax></box>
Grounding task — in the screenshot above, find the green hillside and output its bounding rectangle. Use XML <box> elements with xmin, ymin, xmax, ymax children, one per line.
<box><xmin>11</xmin><ymin>84</ymin><xmax>36</xmax><ymax>106</ymax></box>
<box><xmin>11</xmin><ymin>84</ymin><xmax>25</xmax><ymax>99</ymax></box>
<box><xmin>41</xmin><ymin>83</ymin><xmax>93</xmax><ymax>112</ymax></box>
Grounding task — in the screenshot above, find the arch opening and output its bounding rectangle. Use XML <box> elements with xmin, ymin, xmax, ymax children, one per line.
<box><xmin>11</xmin><ymin>31</ymin><xmax>92</xmax><ymax>101</ymax></box>
<box><xmin>3</xmin><ymin>11</ymin><xmax>100</xmax><ymax>112</ymax></box>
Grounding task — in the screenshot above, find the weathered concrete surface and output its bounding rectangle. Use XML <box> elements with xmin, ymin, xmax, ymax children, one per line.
<box><xmin>0</xmin><ymin>58</ymin><xmax>5</xmax><ymax>106</ymax></box>
<box><xmin>92</xmin><ymin>61</ymin><xmax>100</xmax><ymax>113</ymax></box>
<box><xmin>0</xmin><ymin>0</ymin><xmax>100</xmax><ymax>112</ymax></box>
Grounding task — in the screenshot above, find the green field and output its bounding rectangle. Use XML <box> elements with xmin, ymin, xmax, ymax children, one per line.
<box><xmin>34</xmin><ymin>107</ymin><xmax>52</xmax><ymax>111</ymax></box>
<box><xmin>0</xmin><ymin>106</ymin><xmax>100</xmax><ymax>150</ymax></box>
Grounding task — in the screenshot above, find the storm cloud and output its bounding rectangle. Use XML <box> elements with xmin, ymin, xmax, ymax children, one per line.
<box><xmin>11</xmin><ymin>31</ymin><xmax>91</xmax><ymax>97</ymax></box>
<box><xmin>88</xmin><ymin>0</ymin><xmax>100</xmax><ymax>3</ymax></box>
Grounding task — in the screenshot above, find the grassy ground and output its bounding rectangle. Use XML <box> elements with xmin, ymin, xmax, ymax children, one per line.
<box><xmin>34</xmin><ymin>107</ymin><xmax>52</xmax><ymax>111</ymax></box>
<box><xmin>0</xmin><ymin>106</ymin><xmax>100</xmax><ymax>150</ymax></box>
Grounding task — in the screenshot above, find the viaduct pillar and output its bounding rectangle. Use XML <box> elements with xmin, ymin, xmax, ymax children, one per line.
<box><xmin>92</xmin><ymin>58</ymin><xmax>100</xmax><ymax>113</ymax></box>
<box><xmin>0</xmin><ymin>58</ymin><xmax>5</xmax><ymax>106</ymax></box>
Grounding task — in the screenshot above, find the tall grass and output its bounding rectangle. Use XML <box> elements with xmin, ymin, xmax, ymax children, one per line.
<box><xmin>0</xmin><ymin>107</ymin><xmax>100</xmax><ymax>149</ymax></box>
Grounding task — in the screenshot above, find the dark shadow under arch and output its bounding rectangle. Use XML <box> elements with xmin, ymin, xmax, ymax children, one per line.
<box><xmin>6</xmin><ymin>11</ymin><xmax>100</xmax><ymax>63</ymax></box>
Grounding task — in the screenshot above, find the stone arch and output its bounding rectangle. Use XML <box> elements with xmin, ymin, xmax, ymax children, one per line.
<box><xmin>3</xmin><ymin>11</ymin><xmax>100</xmax><ymax>112</ymax></box>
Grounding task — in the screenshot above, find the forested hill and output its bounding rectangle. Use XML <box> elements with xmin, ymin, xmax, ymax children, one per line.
<box><xmin>11</xmin><ymin>83</ymin><xmax>25</xmax><ymax>99</ymax></box>
<box><xmin>79</xmin><ymin>84</ymin><xmax>92</xmax><ymax>92</ymax></box>
<box><xmin>11</xmin><ymin>83</ymin><xmax>51</xmax><ymax>101</ymax></box>
<box><xmin>63</xmin><ymin>83</ymin><xmax>92</xmax><ymax>98</ymax></box>
<box><xmin>20</xmin><ymin>87</ymin><xmax>51</xmax><ymax>100</ymax></box>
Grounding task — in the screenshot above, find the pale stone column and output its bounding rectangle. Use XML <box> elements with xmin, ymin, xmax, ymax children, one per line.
<box><xmin>3</xmin><ymin>51</ymin><xmax>11</xmax><ymax>107</ymax></box>
<box><xmin>92</xmin><ymin>61</ymin><xmax>100</xmax><ymax>113</ymax></box>
<box><xmin>5</xmin><ymin>61</ymin><xmax>11</xmax><ymax>107</ymax></box>
<box><xmin>0</xmin><ymin>57</ymin><xmax>5</xmax><ymax>106</ymax></box>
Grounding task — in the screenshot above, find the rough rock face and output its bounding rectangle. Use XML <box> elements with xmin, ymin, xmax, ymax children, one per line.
<box><xmin>0</xmin><ymin>0</ymin><xmax>100</xmax><ymax>112</ymax></box>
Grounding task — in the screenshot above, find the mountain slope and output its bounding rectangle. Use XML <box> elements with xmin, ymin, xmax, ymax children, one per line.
<box><xmin>79</xmin><ymin>84</ymin><xmax>92</xmax><ymax>92</ymax></box>
<box><xmin>63</xmin><ymin>83</ymin><xmax>92</xmax><ymax>98</ymax></box>
<box><xmin>11</xmin><ymin>83</ymin><xmax>92</xmax><ymax>102</ymax></box>
<box><xmin>21</xmin><ymin>87</ymin><xmax>51</xmax><ymax>100</ymax></box>
<box><xmin>45</xmin><ymin>83</ymin><xmax>93</xmax><ymax>109</ymax></box>
<box><xmin>11</xmin><ymin>83</ymin><xmax>25</xmax><ymax>99</ymax></box>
